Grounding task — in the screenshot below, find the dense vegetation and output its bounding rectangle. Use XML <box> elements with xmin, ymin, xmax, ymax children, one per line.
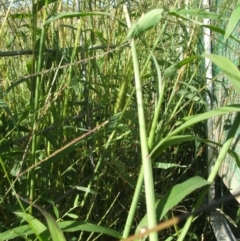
<box><xmin>0</xmin><ymin>0</ymin><xmax>240</xmax><ymax>240</ymax></box>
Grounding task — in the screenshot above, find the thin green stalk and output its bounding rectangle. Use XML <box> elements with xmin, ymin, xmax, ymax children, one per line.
<box><xmin>122</xmin><ymin>168</ymin><xmax>144</xmax><ymax>238</ymax></box>
<box><xmin>177</xmin><ymin>111</ymin><xmax>240</xmax><ymax>241</ymax></box>
<box><xmin>78</xmin><ymin>155</ymin><xmax>104</xmax><ymax>241</ymax></box>
<box><xmin>122</xmin><ymin>20</ymin><xmax>168</xmax><ymax>239</ymax></box>
<box><xmin>62</xmin><ymin>15</ymin><xmax>82</xmax><ymax>121</ymax></box>
<box><xmin>79</xmin><ymin>155</ymin><xmax>103</xmax><ymax>208</ymax></box>
<box><xmin>130</xmin><ymin>36</ymin><xmax>158</xmax><ymax>241</ymax></box>
<box><xmin>30</xmin><ymin>1</ymin><xmax>47</xmax><ymax>214</ymax></box>
<box><xmin>122</xmin><ymin>52</ymin><xmax>166</xmax><ymax>238</ymax></box>
<box><xmin>149</xmin><ymin>82</ymin><xmax>166</xmax><ymax>141</ymax></box>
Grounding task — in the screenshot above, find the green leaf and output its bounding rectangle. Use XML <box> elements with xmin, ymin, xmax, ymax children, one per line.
<box><xmin>136</xmin><ymin>176</ymin><xmax>210</xmax><ymax>233</ymax></box>
<box><xmin>53</xmin><ymin>205</ymin><xmax>60</xmax><ymax>219</ymax></box>
<box><xmin>202</xmin><ymin>54</ymin><xmax>240</xmax><ymax>94</ymax></box>
<box><xmin>9</xmin><ymin>14</ymin><xmax>31</xmax><ymax>19</ymax></box>
<box><xmin>150</xmin><ymin>134</ymin><xmax>240</xmax><ymax>166</ymax></box>
<box><xmin>153</xmin><ymin>162</ymin><xmax>187</xmax><ymax>169</ymax></box>
<box><xmin>151</xmin><ymin>135</ymin><xmax>201</xmax><ymax>161</ymax></box>
<box><xmin>0</xmin><ymin>99</ymin><xmax>17</xmax><ymax>126</ymax></box>
<box><xmin>0</xmin><ymin>151</ymin><xmax>24</xmax><ymax>158</ymax></box>
<box><xmin>127</xmin><ymin>9</ymin><xmax>164</xmax><ymax>39</ymax></box>
<box><xmin>107</xmin><ymin>112</ymin><xmax>122</xmax><ymax>133</ymax></box>
<box><xmin>73</xmin><ymin>194</ymin><xmax>79</xmax><ymax>208</ymax></box>
<box><xmin>74</xmin><ymin>186</ymin><xmax>97</xmax><ymax>194</ymax></box>
<box><xmin>163</xmin><ymin>56</ymin><xmax>199</xmax><ymax>77</ymax></box>
<box><xmin>150</xmin><ymin>105</ymin><xmax>240</xmax><ymax>160</ymax></box>
<box><xmin>169</xmin><ymin>8</ymin><xmax>228</xmax><ymax>20</ymax></box>
<box><xmin>178</xmin><ymin>89</ymin><xmax>206</xmax><ymax>105</ymax></box>
<box><xmin>44</xmin><ymin>12</ymin><xmax>111</xmax><ymax>25</ymax></box>
<box><xmin>0</xmin><ymin>224</ymin><xmax>34</xmax><ymax>240</ymax></box>
<box><xmin>58</xmin><ymin>221</ymin><xmax>122</xmax><ymax>239</ymax></box>
<box><xmin>14</xmin><ymin>212</ymin><xmax>48</xmax><ymax>240</ymax></box>
<box><xmin>66</xmin><ymin>213</ymin><xmax>78</xmax><ymax>219</ymax></box>
<box><xmin>176</xmin><ymin>105</ymin><xmax>240</xmax><ymax>129</ymax></box>
<box><xmin>37</xmin><ymin>208</ymin><xmax>66</xmax><ymax>241</ymax></box>
<box><xmin>168</xmin><ymin>9</ymin><xmax>228</xmax><ymax>27</ymax></box>
<box><xmin>15</xmin><ymin>203</ymin><xmax>66</xmax><ymax>241</ymax></box>
<box><xmin>202</xmin><ymin>24</ymin><xmax>240</xmax><ymax>44</ymax></box>
<box><xmin>158</xmin><ymin>176</ymin><xmax>210</xmax><ymax>219</ymax></box>
<box><xmin>33</xmin><ymin>0</ymin><xmax>58</xmax><ymax>13</ymax></box>
<box><xmin>223</xmin><ymin>1</ymin><xmax>240</xmax><ymax>42</ymax></box>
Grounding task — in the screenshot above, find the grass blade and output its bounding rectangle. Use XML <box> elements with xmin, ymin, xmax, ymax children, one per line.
<box><xmin>223</xmin><ymin>1</ymin><xmax>240</xmax><ymax>42</ymax></box>
<box><xmin>202</xmin><ymin>53</ymin><xmax>240</xmax><ymax>94</ymax></box>
<box><xmin>136</xmin><ymin>177</ymin><xmax>210</xmax><ymax>234</ymax></box>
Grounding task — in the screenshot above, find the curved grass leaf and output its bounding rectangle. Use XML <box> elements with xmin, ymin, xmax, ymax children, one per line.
<box><xmin>223</xmin><ymin>1</ymin><xmax>240</xmax><ymax>42</ymax></box>
<box><xmin>40</xmin><ymin>208</ymin><xmax>66</xmax><ymax>241</ymax></box>
<box><xmin>15</xmin><ymin>198</ymin><xmax>66</xmax><ymax>241</ymax></box>
<box><xmin>175</xmin><ymin>104</ymin><xmax>240</xmax><ymax>129</ymax></box>
<box><xmin>0</xmin><ymin>99</ymin><xmax>16</xmax><ymax>126</ymax></box>
<box><xmin>14</xmin><ymin>212</ymin><xmax>48</xmax><ymax>241</ymax></box>
<box><xmin>150</xmin><ymin>104</ymin><xmax>240</xmax><ymax>160</ymax></box>
<box><xmin>202</xmin><ymin>24</ymin><xmax>240</xmax><ymax>44</ymax></box>
<box><xmin>178</xmin><ymin>89</ymin><xmax>206</xmax><ymax>105</ymax></box>
<box><xmin>150</xmin><ymin>134</ymin><xmax>240</xmax><ymax>168</ymax></box>
<box><xmin>127</xmin><ymin>9</ymin><xmax>164</xmax><ymax>40</ymax></box>
<box><xmin>168</xmin><ymin>11</ymin><xmax>203</xmax><ymax>26</ymax></box>
<box><xmin>202</xmin><ymin>53</ymin><xmax>240</xmax><ymax>94</ymax></box>
<box><xmin>58</xmin><ymin>221</ymin><xmax>122</xmax><ymax>239</ymax></box>
<box><xmin>163</xmin><ymin>56</ymin><xmax>199</xmax><ymax>77</ymax></box>
<box><xmin>153</xmin><ymin>162</ymin><xmax>187</xmax><ymax>169</ymax></box>
<box><xmin>150</xmin><ymin>135</ymin><xmax>202</xmax><ymax>161</ymax></box>
<box><xmin>66</xmin><ymin>213</ymin><xmax>78</xmax><ymax>219</ymax></box>
<box><xmin>0</xmin><ymin>224</ymin><xmax>36</xmax><ymax>240</ymax></box>
<box><xmin>3</xmin><ymin>77</ymin><xmax>30</xmax><ymax>95</ymax></box>
<box><xmin>168</xmin><ymin>9</ymin><xmax>228</xmax><ymax>27</ymax></box>
<box><xmin>136</xmin><ymin>176</ymin><xmax>210</xmax><ymax>234</ymax></box>
<box><xmin>74</xmin><ymin>185</ymin><xmax>98</xmax><ymax>194</ymax></box>
<box><xmin>169</xmin><ymin>8</ymin><xmax>228</xmax><ymax>20</ymax></box>
<box><xmin>158</xmin><ymin>176</ymin><xmax>210</xmax><ymax>219</ymax></box>
<box><xmin>44</xmin><ymin>12</ymin><xmax>111</xmax><ymax>25</ymax></box>
<box><xmin>8</xmin><ymin>14</ymin><xmax>31</xmax><ymax>19</ymax></box>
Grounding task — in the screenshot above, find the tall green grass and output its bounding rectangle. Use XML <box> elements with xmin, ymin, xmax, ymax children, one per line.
<box><xmin>0</xmin><ymin>0</ymin><xmax>240</xmax><ymax>240</ymax></box>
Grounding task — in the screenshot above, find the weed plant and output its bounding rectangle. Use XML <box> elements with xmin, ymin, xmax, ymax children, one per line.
<box><xmin>0</xmin><ymin>0</ymin><xmax>240</xmax><ymax>240</ymax></box>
